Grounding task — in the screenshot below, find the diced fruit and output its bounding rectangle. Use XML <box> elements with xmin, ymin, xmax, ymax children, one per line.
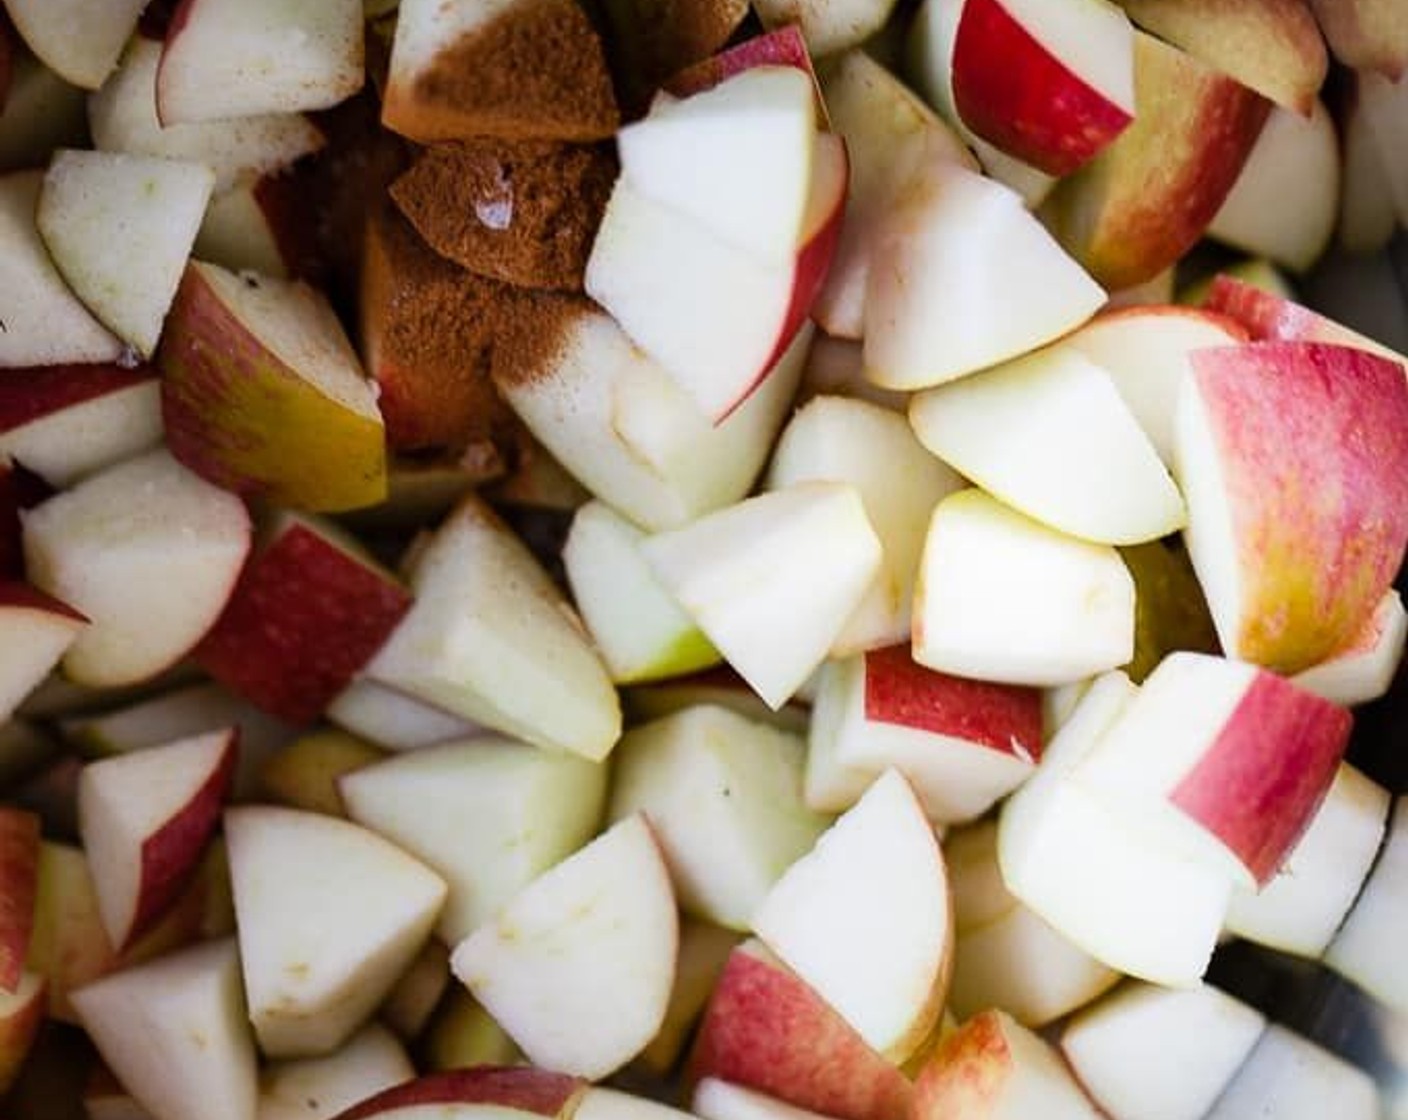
<box><xmin>1119</xmin><ymin>536</ymin><xmax>1220</xmax><ymax>683</ymax></box>
<box><xmin>257</xmin><ymin>728</ymin><xmax>385</xmax><ymax>817</ymax></box>
<box><xmin>421</xmin><ymin>988</ymin><xmax>522</xmax><ymax>1072</ymax></box>
<box><xmin>636</xmin><ymin>918</ymin><xmax>741</xmax><ymax>1076</ymax></box>
<box><xmin>694</xmin><ymin>1080</ymin><xmax>837</xmax><ymax>1120</ymax></box>
<box><xmin>1203</xmin><ymin>1024</ymin><xmax>1380</xmax><ymax>1120</ymax></box>
<box><xmin>1304</xmin><ymin>0</ymin><xmax>1408</xmax><ymax>77</ymax></box>
<box><xmin>1292</xmin><ymin>589</ymin><xmax>1407</xmax><ymax>706</ymax></box>
<box><xmin>325</xmin><ymin>680</ymin><xmax>480</xmax><ymax>753</ymax></box>
<box><xmin>332</xmin><ymin>1067</ymin><xmax>586</xmax><ymax>1120</ymax></box>
<box><xmin>752</xmin><ymin>0</ymin><xmax>897</xmax><ymax>58</ymax></box>
<box><xmin>258</xmin><ymin>1023</ymin><xmax>414</xmax><ymax>1120</ymax></box>
<box><xmin>0</xmin><ymin>583</ymin><xmax>86</xmax><ymax>723</ymax></box>
<box><xmin>1</xmin><ymin>0</ymin><xmax>145</xmax><ymax>89</ymax></box>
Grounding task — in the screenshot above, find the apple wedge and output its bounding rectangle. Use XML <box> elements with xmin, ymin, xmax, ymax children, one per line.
<box><xmin>950</xmin><ymin>0</ymin><xmax>1135</xmax><ymax>176</ymax></box>
<box><xmin>339</xmin><ymin>736</ymin><xmax>608</xmax><ymax>944</ymax></box>
<box><xmin>421</xmin><ymin>988</ymin><xmax>522</xmax><ymax>1072</ymax></box>
<box><xmin>689</xmin><ymin>939</ymin><xmax>912</xmax><ymax>1120</ymax></box>
<box><xmin>664</xmin><ymin>25</ymin><xmax>822</xmax><ymax>102</ymax></box>
<box><xmin>1059</xmin><ymin>981</ymin><xmax>1267</xmax><ymax>1120</ymax></box>
<box><xmin>0</xmin><ymin>170</ymin><xmax>123</xmax><ymax>368</ymax></box>
<box><xmin>694</xmin><ymin>1081</ymin><xmax>838</xmax><ymax>1120</ymax></box>
<box><xmin>194</xmin><ymin>512</ymin><xmax>413</xmax><ymax>725</ymax></box>
<box><xmin>863</xmin><ymin>162</ymin><xmax>1106</xmax><ymax>390</ymax></box>
<box><xmin>608</xmin><ymin>704</ymin><xmax>831</xmax><ymax>930</ymax></box>
<box><xmin>259</xmin><ymin>1023</ymin><xmax>414</xmax><ymax>1120</ymax></box>
<box><xmin>0</xmin><ymin>583</ymin><xmax>86</xmax><ymax>723</ymax></box>
<box><xmin>77</xmin><ymin>728</ymin><xmax>237</xmax><ymax>951</ymax></box>
<box><xmin>362</xmin><ymin>494</ymin><xmax>622</xmax><ymax>761</ymax></box>
<box><xmin>331</xmin><ymin>1066</ymin><xmax>586</xmax><ymax>1120</ymax></box>
<box><xmin>0</xmin><ymin>970</ymin><xmax>45</xmax><ymax>1095</ymax></box>
<box><xmin>325</xmin><ymin>680</ymin><xmax>481</xmax><ymax>753</ymax></box>
<box><xmin>908</xmin><ymin>339</ymin><xmax>1184</xmax><ymax>545</ymax></box>
<box><xmin>1</xmin><ymin>0</ymin><xmax>145</xmax><ymax>89</ymax></box>
<box><xmin>1204</xmin><ymin>1024</ymin><xmax>1380</xmax><ymax>1120</ymax></box>
<box><xmin>0</xmin><ymin>807</ymin><xmax>38</xmax><ymax>992</ymax></box>
<box><xmin>642</xmin><ymin>482</ymin><xmax>883</xmax><ymax>710</ymax></box>
<box><xmin>1293</xmin><ymin>589</ymin><xmax>1407</xmax><ymax>707</ymax></box>
<box><xmin>156</xmin><ymin>0</ymin><xmax>363</xmax><ymax>123</ymax></box>
<box><xmin>37</xmin><ymin>149</ymin><xmax>214</xmax><ymax>358</ymax></box>
<box><xmin>225</xmin><ymin>805</ymin><xmax>448</xmax><ymax>1057</ymax></box>
<box><xmin>450</xmin><ymin>813</ymin><xmax>678</xmax><ymax>1079</ymax></box>
<box><xmin>586</xmin><ymin>132</ymin><xmax>846</xmax><ymax>422</ymax></box>
<box><xmin>1305</xmin><ymin>0</ymin><xmax>1408</xmax><ymax>78</ymax></box>
<box><xmin>379</xmin><ymin>937</ymin><xmax>450</xmax><ymax>1042</ymax></box>
<box><xmin>1175</xmin><ymin>340</ymin><xmax>1408</xmax><ymax>674</ymax></box>
<box><xmin>0</xmin><ymin>363</ymin><xmax>163</xmax><ymax>487</ymax></box>
<box><xmin>160</xmin><ymin>260</ymin><xmax>387</xmax><ymax>513</ymax></box>
<box><xmin>21</xmin><ymin>449</ymin><xmax>253</xmax><ymax>688</ymax></box>
<box><xmin>195</xmin><ymin>174</ymin><xmax>320</xmax><ymax>280</ymax></box>
<box><xmin>625</xmin><ymin>667</ymin><xmax>810</xmax><ymax>736</ymax></box>
<box><xmin>913</xmin><ymin>489</ymin><xmax>1136</xmax><ymax>686</ymax></box>
<box><xmin>751</xmin><ymin>769</ymin><xmax>952</xmax><ymax>1063</ymax></box>
<box><xmin>767</xmin><ymin>396</ymin><xmax>964</xmax><ymax>654</ymax></box>
<box><xmin>70</xmin><ymin>938</ymin><xmax>259</xmax><ymax>1120</ymax></box>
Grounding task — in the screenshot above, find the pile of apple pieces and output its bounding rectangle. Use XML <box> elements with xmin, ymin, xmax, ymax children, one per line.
<box><xmin>2</xmin><ymin>0</ymin><xmax>1408</xmax><ymax>1115</ymax></box>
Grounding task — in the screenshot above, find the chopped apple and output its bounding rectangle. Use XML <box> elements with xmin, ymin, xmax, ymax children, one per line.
<box><xmin>914</xmin><ymin>489</ymin><xmax>1136</xmax><ymax>686</ymax></box>
<box><xmin>1292</xmin><ymin>589</ymin><xmax>1407</xmax><ymax>706</ymax></box>
<box><xmin>331</xmin><ymin>1066</ymin><xmax>587</xmax><ymax>1120</ymax></box>
<box><xmin>257</xmin><ymin>728</ymin><xmax>386</xmax><ymax>817</ymax></box>
<box><xmin>325</xmin><ymin>680</ymin><xmax>482</xmax><ymax>753</ymax></box>
<box><xmin>450</xmin><ymin>813</ymin><xmax>678</xmax><ymax>1079</ymax></box>
<box><xmin>608</xmin><ymin>704</ymin><xmax>831</xmax><ymax>929</ymax></box>
<box><xmin>1118</xmin><ymin>536</ymin><xmax>1221</xmax><ymax>683</ymax></box>
<box><xmin>259</xmin><ymin>1022</ymin><xmax>414</xmax><ymax>1120</ymax></box>
<box><xmin>194</xmin><ymin>174</ymin><xmax>320</xmax><ymax>280</ymax></box>
<box><xmin>379</xmin><ymin>936</ymin><xmax>450</xmax><ymax>1041</ymax></box>
<box><xmin>694</xmin><ymin>1080</ymin><xmax>839</xmax><ymax>1120</ymax></box>
<box><xmin>1204</xmin><ymin>1024</ymin><xmax>1380</xmax><ymax>1120</ymax></box>
<box><xmin>70</xmin><ymin>938</ymin><xmax>259</xmax><ymax>1120</ymax></box>
<box><xmin>1059</xmin><ymin>981</ymin><xmax>1267</xmax><ymax>1120</ymax></box>
<box><xmin>37</xmin><ymin>149</ymin><xmax>214</xmax><ymax>357</ymax></box>
<box><xmin>1206</xmin><ymin>100</ymin><xmax>1340</xmax><ymax>273</ymax></box>
<box><xmin>752</xmin><ymin>0</ymin><xmax>898</xmax><ymax>57</ymax></box>
<box><xmin>0</xmin><ymin>807</ymin><xmax>39</xmax><ymax>991</ymax></box>
<box><xmin>624</xmin><ymin>667</ymin><xmax>811</xmax><ymax>736</ymax></box>
<box><xmin>688</xmin><ymin>939</ymin><xmax>914</xmax><ymax>1120</ymax></box>
<box><xmin>1323</xmin><ymin>795</ymin><xmax>1407</xmax><ymax>1012</ymax></box>
<box><xmin>0</xmin><ymin>170</ymin><xmax>123</xmax><ymax>367</ymax></box>
<box><xmin>362</xmin><ymin>494</ymin><xmax>621</xmax><ymax>760</ymax></box>
<box><xmin>159</xmin><ymin>260</ymin><xmax>387</xmax><ymax>512</ymax></box>
<box><xmin>863</xmin><ymin>162</ymin><xmax>1105</xmax><ymax>389</ymax></box>
<box><xmin>636</xmin><ymin>918</ymin><xmax>741</xmax><ymax>1076</ymax></box>
<box><xmin>665</xmin><ymin>26</ymin><xmax>822</xmax><ymax>102</ymax></box>
<box><xmin>22</xmin><ymin>449</ymin><xmax>253</xmax><ymax>688</ymax></box>
<box><xmin>1</xmin><ymin>0</ymin><xmax>145</xmax><ymax>89</ymax></box>
<box><xmin>1175</xmin><ymin>340</ymin><xmax>1408</xmax><ymax>673</ymax></box>
<box><xmin>421</xmin><ymin>987</ymin><xmax>522</xmax><ymax>1071</ymax></box>
<box><xmin>1305</xmin><ymin>0</ymin><xmax>1408</xmax><ymax>78</ymax></box>
<box><xmin>225</xmin><ymin>804</ymin><xmax>448</xmax><ymax>1057</ymax></box>
<box><xmin>0</xmin><ymin>583</ymin><xmax>86</xmax><ymax>723</ymax></box>
<box><xmin>339</xmin><ymin>735</ymin><xmax>608</xmax><ymax>944</ymax></box>
<box><xmin>643</xmin><ymin>482</ymin><xmax>883</xmax><ymax>710</ymax></box>
<box><xmin>0</xmin><ymin>970</ymin><xmax>45</xmax><ymax>1095</ymax></box>
<box><xmin>156</xmin><ymin>0</ymin><xmax>363</xmax><ymax>123</ymax></box>
<box><xmin>77</xmin><ymin>728</ymin><xmax>236</xmax><ymax>951</ymax></box>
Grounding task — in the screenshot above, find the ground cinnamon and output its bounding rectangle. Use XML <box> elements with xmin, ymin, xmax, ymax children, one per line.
<box><xmin>389</xmin><ymin>140</ymin><xmax>616</xmax><ymax>292</ymax></box>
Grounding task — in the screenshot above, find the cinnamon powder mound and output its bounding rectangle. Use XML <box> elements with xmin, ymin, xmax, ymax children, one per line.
<box><xmin>387</xmin><ymin>0</ymin><xmax>619</xmax><ymax>143</ymax></box>
<box><xmin>389</xmin><ymin>140</ymin><xmax>617</xmax><ymax>291</ymax></box>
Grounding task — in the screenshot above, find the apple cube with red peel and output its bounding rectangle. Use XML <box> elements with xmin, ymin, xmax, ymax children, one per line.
<box><xmin>362</xmin><ymin>494</ymin><xmax>621</xmax><ymax>761</ymax></box>
<box><xmin>0</xmin><ymin>363</ymin><xmax>163</xmax><ymax>488</ymax></box>
<box><xmin>226</xmin><ymin>804</ymin><xmax>447</xmax><ymax>1057</ymax></box>
<box><xmin>1204</xmin><ymin>1024</ymin><xmax>1380</xmax><ymax>1120</ymax></box>
<box><xmin>0</xmin><ymin>969</ymin><xmax>46</xmax><ymax>1095</ymax></box>
<box><xmin>0</xmin><ymin>583</ymin><xmax>86</xmax><ymax>723</ymax></box>
<box><xmin>156</xmin><ymin>0</ymin><xmax>363</xmax><ymax>124</ymax></box>
<box><xmin>450</xmin><ymin>813</ymin><xmax>678</xmax><ymax>1079</ymax></box>
<box><xmin>71</xmin><ymin>937</ymin><xmax>259</xmax><ymax>1120</ymax></box>
<box><xmin>688</xmin><ymin>939</ymin><xmax>913</xmax><ymax>1120</ymax></box>
<box><xmin>608</xmin><ymin>704</ymin><xmax>832</xmax><ymax>930</ymax></box>
<box><xmin>1044</xmin><ymin>32</ymin><xmax>1271</xmax><ymax>290</ymax></box>
<box><xmin>159</xmin><ymin>260</ymin><xmax>387</xmax><ymax>513</ymax></box>
<box><xmin>751</xmin><ymin>769</ymin><xmax>952</xmax><ymax>1063</ymax></box>
<box><xmin>909</xmin><ymin>340</ymin><xmax>1184</xmax><ymax>546</ymax></box>
<box><xmin>950</xmin><ymin>0</ymin><xmax>1135</xmax><ymax>176</ymax></box>
<box><xmin>37</xmin><ymin>149</ymin><xmax>215</xmax><ymax>358</ymax></box>
<box><xmin>1175</xmin><ymin>341</ymin><xmax>1408</xmax><ymax>674</ymax></box>
<box><xmin>0</xmin><ymin>806</ymin><xmax>38</xmax><ymax>991</ymax></box>
<box><xmin>586</xmin><ymin>132</ymin><xmax>846</xmax><ymax>422</ymax></box>
<box><xmin>194</xmin><ymin>512</ymin><xmax>413</xmax><ymax>725</ymax></box>
<box><xmin>259</xmin><ymin>1023</ymin><xmax>413</xmax><ymax>1120</ymax></box>
<box><xmin>643</xmin><ymin>482</ymin><xmax>883</xmax><ymax>710</ymax></box>
<box><xmin>21</xmin><ymin>449</ymin><xmax>253</xmax><ymax>689</ymax></box>
<box><xmin>1324</xmin><ymin>796</ymin><xmax>1408</xmax><ymax>1013</ymax></box>
<box><xmin>339</xmin><ymin>736</ymin><xmax>608</xmax><ymax>944</ymax></box>
<box><xmin>77</xmin><ymin>728</ymin><xmax>237</xmax><ymax>951</ymax></box>
<box><xmin>913</xmin><ymin>489</ymin><xmax>1136</xmax><ymax>687</ymax></box>
<box><xmin>1059</xmin><ymin>981</ymin><xmax>1267</xmax><ymax>1120</ymax></box>
<box><xmin>665</xmin><ymin>26</ymin><xmax>821</xmax><ymax>103</ymax></box>
<box><xmin>0</xmin><ymin>170</ymin><xmax>123</xmax><ymax>368</ymax></box>
<box><xmin>1225</xmin><ymin>762</ymin><xmax>1390</xmax><ymax>956</ymax></box>
<box><xmin>767</xmin><ymin>396</ymin><xmax>964</xmax><ymax>654</ymax></box>
<box><xmin>1293</xmin><ymin>589</ymin><xmax>1407</xmax><ymax>706</ymax></box>
<box><xmin>863</xmin><ymin>162</ymin><xmax>1106</xmax><ymax>390</ymax></box>
<box><xmin>89</xmin><ymin>39</ymin><xmax>326</xmax><ymax>193</ymax></box>
<box><xmin>1062</xmin><ymin>305</ymin><xmax>1249</xmax><ymax>465</ymax></box>
<box><xmin>913</xmin><ymin>1008</ymin><xmax>1102</xmax><ymax>1120</ymax></box>
<box><xmin>806</xmin><ymin>648</ymin><xmax>1043</xmax><ymax>823</ymax></box>
<box><xmin>331</xmin><ymin>1066</ymin><xmax>587</xmax><ymax>1120</ymax></box>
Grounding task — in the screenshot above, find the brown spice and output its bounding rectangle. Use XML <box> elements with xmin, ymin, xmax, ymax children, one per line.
<box><xmin>385</xmin><ymin>0</ymin><xmax>619</xmax><ymax>144</ymax></box>
<box><xmin>490</xmin><ymin>288</ymin><xmax>598</xmax><ymax>393</ymax></box>
<box><xmin>389</xmin><ymin>140</ymin><xmax>617</xmax><ymax>292</ymax></box>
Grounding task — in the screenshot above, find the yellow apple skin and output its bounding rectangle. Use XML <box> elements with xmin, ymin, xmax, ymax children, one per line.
<box><xmin>160</xmin><ymin>263</ymin><xmax>387</xmax><ymax>513</ymax></box>
<box><xmin>1120</xmin><ymin>538</ymin><xmax>1221</xmax><ymax>682</ymax></box>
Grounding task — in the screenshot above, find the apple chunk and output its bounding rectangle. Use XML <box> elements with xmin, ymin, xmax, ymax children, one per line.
<box><xmin>0</xmin><ymin>0</ymin><xmax>146</xmax><ymax>89</ymax></box>
<box><xmin>1204</xmin><ymin>1024</ymin><xmax>1379</xmax><ymax>1120</ymax></box>
<box><xmin>332</xmin><ymin>1066</ymin><xmax>586</xmax><ymax>1120</ymax></box>
<box><xmin>159</xmin><ymin>260</ymin><xmax>387</xmax><ymax>513</ymax></box>
<box><xmin>0</xmin><ymin>583</ymin><xmax>86</xmax><ymax>723</ymax></box>
<box><xmin>1292</xmin><ymin>589</ymin><xmax>1407</xmax><ymax>707</ymax></box>
<box><xmin>1175</xmin><ymin>341</ymin><xmax>1408</xmax><ymax>674</ymax></box>
<box><xmin>751</xmin><ymin>769</ymin><xmax>952</xmax><ymax>1063</ymax></box>
<box><xmin>259</xmin><ymin>1023</ymin><xmax>413</xmax><ymax>1120</ymax></box>
<box><xmin>450</xmin><ymin>813</ymin><xmax>678</xmax><ymax>1079</ymax></box>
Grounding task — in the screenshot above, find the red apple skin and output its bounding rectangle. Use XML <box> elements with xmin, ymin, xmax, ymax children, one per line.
<box><xmin>912</xmin><ymin>1009</ymin><xmax>1019</xmax><ymax>1116</ymax></box>
<box><xmin>124</xmin><ymin>731</ymin><xmax>239</xmax><ymax>949</ymax></box>
<box><xmin>194</xmin><ymin>521</ymin><xmax>413</xmax><ymax>725</ymax></box>
<box><xmin>0</xmin><ymin>581</ymin><xmax>87</xmax><ymax>620</ymax></box>
<box><xmin>863</xmin><ymin>645</ymin><xmax>1044</xmax><ymax>760</ymax></box>
<box><xmin>332</xmin><ymin>1066</ymin><xmax>587</xmax><ymax>1120</ymax></box>
<box><xmin>1189</xmin><ymin>342</ymin><xmax>1408</xmax><ymax>672</ymax></box>
<box><xmin>0</xmin><ymin>808</ymin><xmax>39</xmax><ymax>991</ymax></box>
<box><xmin>666</xmin><ymin>26</ymin><xmax>820</xmax><ymax>106</ymax></box>
<box><xmin>952</xmin><ymin>0</ymin><xmax>1133</xmax><ymax>175</ymax></box>
<box><xmin>0</xmin><ymin>364</ymin><xmax>156</xmax><ymax>434</ymax></box>
<box><xmin>688</xmin><ymin>942</ymin><xmax>914</xmax><ymax>1120</ymax></box>
<box><xmin>1171</xmin><ymin>672</ymin><xmax>1351</xmax><ymax>886</ymax></box>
